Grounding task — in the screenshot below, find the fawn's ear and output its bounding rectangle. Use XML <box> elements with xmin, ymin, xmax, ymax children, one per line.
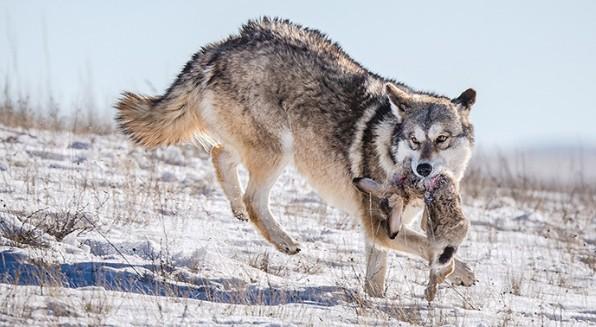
<box><xmin>385</xmin><ymin>82</ymin><xmax>414</xmax><ymax>123</ymax></box>
<box><xmin>353</xmin><ymin>177</ymin><xmax>383</xmax><ymax>196</ymax></box>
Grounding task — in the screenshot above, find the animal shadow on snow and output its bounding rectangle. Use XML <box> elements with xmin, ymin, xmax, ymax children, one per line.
<box><xmin>0</xmin><ymin>249</ymin><xmax>342</xmax><ymax>306</ymax></box>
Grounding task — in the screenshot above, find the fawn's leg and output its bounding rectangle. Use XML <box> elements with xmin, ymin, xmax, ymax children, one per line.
<box><xmin>367</xmin><ymin>218</ymin><xmax>475</xmax><ymax>287</ymax></box>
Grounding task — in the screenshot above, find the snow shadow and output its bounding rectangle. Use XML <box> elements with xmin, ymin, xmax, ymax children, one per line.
<box><xmin>0</xmin><ymin>249</ymin><xmax>343</xmax><ymax>306</ymax></box>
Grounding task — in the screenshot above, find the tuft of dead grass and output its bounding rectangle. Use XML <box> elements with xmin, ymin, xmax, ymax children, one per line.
<box><xmin>1</xmin><ymin>85</ymin><xmax>113</xmax><ymax>135</ymax></box>
<box><xmin>0</xmin><ymin>211</ymin><xmax>50</xmax><ymax>248</ymax></box>
<box><xmin>248</xmin><ymin>251</ymin><xmax>288</xmax><ymax>277</ymax></box>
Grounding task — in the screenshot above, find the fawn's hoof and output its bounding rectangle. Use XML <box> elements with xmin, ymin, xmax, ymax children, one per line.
<box><xmin>448</xmin><ymin>260</ymin><xmax>476</xmax><ymax>287</ymax></box>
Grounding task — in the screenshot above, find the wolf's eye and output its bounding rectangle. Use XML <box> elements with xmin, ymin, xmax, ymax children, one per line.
<box><xmin>436</xmin><ymin>135</ymin><xmax>449</xmax><ymax>144</ymax></box>
<box><xmin>408</xmin><ymin>136</ymin><xmax>420</xmax><ymax>150</ymax></box>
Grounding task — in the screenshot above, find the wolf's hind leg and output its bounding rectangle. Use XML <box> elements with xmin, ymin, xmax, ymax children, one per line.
<box><xmin>242</xmin><ymin>151</ymin><xmax>300</xmax><ymax>255</ymax></box>
<box><xmin>211</xmin><ymin>145</ymin><xmax>247</xmax><ymax>221</ymax></box>
<box><xmin>364</xmin><ymin>240</ymin><xmax>388</xmax><ymax>297</ymax></box>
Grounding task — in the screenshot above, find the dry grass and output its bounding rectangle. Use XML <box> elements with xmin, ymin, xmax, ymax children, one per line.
<box><xmin>0</xmin><ymin>86</ymin><xmax>113</xmax><ymax>135</ymax></box>
<box><xmin>462</xmin><ymin>151</ymin><xmax>596</xmax><ymax>245</ymax></box>
<box><xmin>509</xmin><ymin>272</ymin><xmax>523</xmax><ymax>296</ymax></box>
<box><xmin>40</xmin><ymin>210</ymin><xmax>95</xmax><ymax>242</ymax></box>
<box><xmin>462</xmin><ymin>151</ymin><xmax>596</xmax><ymax>208</ymax></box>
<box><xmin>1</xmin><ymin>208</ymin><xmax>96</xmax><ymax>243</ymax></box>
<box><xmin>0</xmin><ymin>211</ymin><xmax>50</xmax><ymax>248</ymax></box>
<box><xmin>248</xmin><ymin>251</ymin><xmax>290</xmax><ymax>277</ymax></box>
<box><xmin>0</xmin><ymin>167</ymin><xmax>101</xmax><ymax>246</ymax></box>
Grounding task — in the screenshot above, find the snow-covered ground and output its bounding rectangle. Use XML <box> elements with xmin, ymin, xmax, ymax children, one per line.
<box><xmin>0</xmin><ymin>125</ymin><xmax>594</xmax><ymax>326</ymax></box>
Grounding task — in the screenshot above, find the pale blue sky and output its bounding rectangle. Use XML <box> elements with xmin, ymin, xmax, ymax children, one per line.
<box><xmin>1</xmin><ymin>0</ymin><xmax>595</xmax><ymax>148</ymax></box>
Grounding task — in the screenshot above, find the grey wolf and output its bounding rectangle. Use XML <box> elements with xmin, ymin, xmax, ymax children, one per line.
<box><xmin>115</xmin><ymin>17</ymin><xmax>477</xmax><ymax>297</ymax></box>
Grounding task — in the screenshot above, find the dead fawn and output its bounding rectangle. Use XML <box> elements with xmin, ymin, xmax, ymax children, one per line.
<box><xmin>354</xmin><ymin>164</ymin><xmax>470</xmax><ymax>301</ymax></box>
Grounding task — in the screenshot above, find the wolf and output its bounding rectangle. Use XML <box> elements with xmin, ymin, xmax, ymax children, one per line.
<box><xmin>115</xmin><ymin>17</ymin><xmax>477</xmax><ymax>297</ymax></box>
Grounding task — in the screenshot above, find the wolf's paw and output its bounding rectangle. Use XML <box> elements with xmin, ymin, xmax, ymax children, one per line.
<box><xmin>448</xmin><ymin>259</ymin><xmax>476</xmax><ymax>287</ymax></box>
<box><xmin>232</xmin><ymin>209</ymin><xmax>248</xmax><ymax>222</ymax></box>
<box><xmin>281</xmin><ymin>245</ymin><xmax>301</xmax><ymax>255</ymax></box>
<box><xmin>272</xmin><ymin>235</ymin><xmax>301</xmax><ymax>255</ymax></box>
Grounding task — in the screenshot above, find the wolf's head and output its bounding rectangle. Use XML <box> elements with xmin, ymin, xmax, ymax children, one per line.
<box><xmin>385</xmin><ymin>83</ymin><xmax>476</xmax><ymax>182</ymax></box>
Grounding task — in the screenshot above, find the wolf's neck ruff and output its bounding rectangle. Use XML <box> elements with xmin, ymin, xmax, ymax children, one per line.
<box><xmin>348</xmin><ymin>88</ymin><xmax>398</xmax><ymax>184</ymax></box>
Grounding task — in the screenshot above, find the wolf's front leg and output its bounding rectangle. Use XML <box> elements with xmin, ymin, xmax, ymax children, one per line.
<box><xmin>364</xmin><ymin>240</ymin><xmax>388</xmax><ymax>297</ymax></box>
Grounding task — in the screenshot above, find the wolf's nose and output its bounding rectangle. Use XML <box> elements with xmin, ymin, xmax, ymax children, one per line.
<box><xmin>416</xmin><ymin>163</ymin><xmax>432</xmax><ymax>177</ymax></box>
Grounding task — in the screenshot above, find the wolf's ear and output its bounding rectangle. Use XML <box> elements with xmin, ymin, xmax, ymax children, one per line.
<box><xmin>353</xmin><ymin>177</ymin><xmax>383</xmax><ymax>196</ymax></box>
<box><xmin>452</xmin><ymin>88</ymin><xmax>476</xmax><ymax>110</ymax></box>
<box><xmin>385</xmin><ymin>82</ymin><xmax>413</xmax><ymax>122</ymax></box>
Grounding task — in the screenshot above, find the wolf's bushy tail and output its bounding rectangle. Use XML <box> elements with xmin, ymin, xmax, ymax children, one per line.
<box><xmin>115</xmin><ymin>85</ymin><xmax>207</xmax><ymax>148</ymax></box>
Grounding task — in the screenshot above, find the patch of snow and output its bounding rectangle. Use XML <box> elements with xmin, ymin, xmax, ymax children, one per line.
<box><xmin>0</xmin><ymin>124</ymin><xmax>594</xmax><ymax>326</ymax></box>
<box><xmin>160</xmin><ymin>171</ymin><xmax>178</xmax><ymax>183</ymax></box>
<box><xmin>155</xmin><ymin>147</ymin><xmax>186</xmax><ymax>166</ymax></box>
